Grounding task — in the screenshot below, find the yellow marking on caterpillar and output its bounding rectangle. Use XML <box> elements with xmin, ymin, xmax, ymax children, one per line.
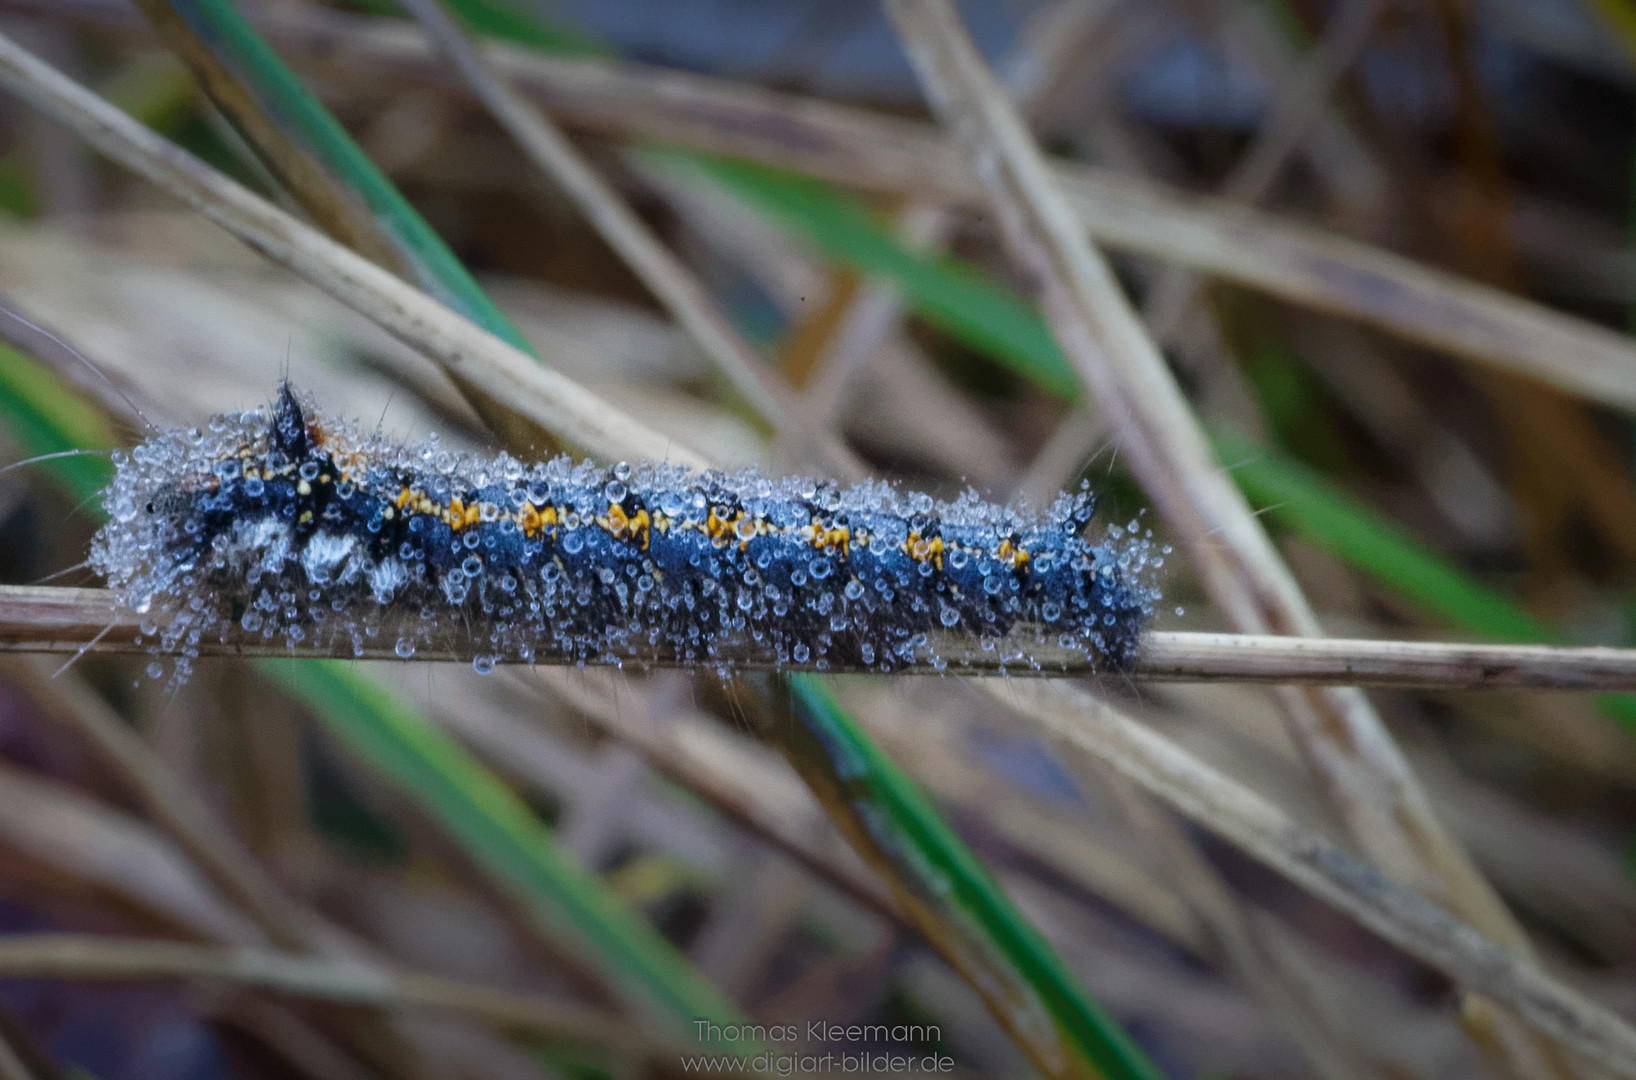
<box><xmin>515</xmin><ymin>503</ymin><xmax>561</xmax><ymax>539</ymax></box>
<box><xmin>599</xmin><ymin>503</ymin><xmax>652</xmax><ymax>549</ymax></box>
<box><xmin>997</xmin><ymin>539</ymin><xmax>1030</xmax><ymax>570</ymax></box>
<box><xmin>905</xmin><ymin>532</ymin><xmax>945</xmax><ymax>571</ymax></box>
<box><xmin>705</xmin><ymin>506</ymin><xmax>733</xmax><ymax>547</ymax></box>
<box><xmin>442</xmin><ymin>497</ymin><xmax>482</xmax><ymax>531</ymax></box>
<box><xmin>811</xmin><ymin>522</ymin><xmax>850</xmax><ymax>558</ymax></box>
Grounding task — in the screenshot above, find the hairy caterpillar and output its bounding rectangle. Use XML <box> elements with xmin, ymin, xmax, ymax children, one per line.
<box><xmin>90</xmin><ymin>385</ymin><xmax>1159</xmax><ymax>680</ymax></box>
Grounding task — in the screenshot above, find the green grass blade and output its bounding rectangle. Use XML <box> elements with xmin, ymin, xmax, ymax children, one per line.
<box><xmin>1216</xmin><ymin>431</ymin><xmax>1636</xmax><ymax>729</ymax></box>
<box><xmin>785</xmin><ymin>675</ymin><xmax>1165</xmax><ymax>1080</ymax></box>
<box><xmin>151</xmin><ymin>0</ymin><xmax>534</xmax><ymax>353</ymax></box>
<box><xmin>0</xmin><ymin>342</ymin><xmax>114</xmax><ymax>502</ymax></box>
<box><xmin>678</xmin><ymin>155</ymin><xmax>1081</xmax><ymax>401</ymax></box>
<box><xmin>1216</xmin><ymin>429</ymin><xmax>1551</xmax><ymax>642</ymax></box>
<box><xmin>359</xmin><ymin>0</ymin><xmax>607</xmax><ymax>54</ymax></box>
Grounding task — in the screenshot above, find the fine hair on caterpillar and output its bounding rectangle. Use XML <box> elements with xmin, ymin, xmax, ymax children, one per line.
<box><xmin>90</xmin><ymin>384</ymin><xmax>1162</xmax><ymax>682</ymax></box>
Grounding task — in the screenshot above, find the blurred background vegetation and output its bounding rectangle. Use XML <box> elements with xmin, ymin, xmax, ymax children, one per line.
<box><xmin>0</xmin><ymin>0</ymin><xmax>1632</xmax><ymax>1077</ymax></box>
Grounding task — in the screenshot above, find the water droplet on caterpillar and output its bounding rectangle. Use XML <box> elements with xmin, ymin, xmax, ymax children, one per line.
<box><xmin>90</xmin><ymin>386</ymin><xmax>1159</xmax><ymax>681</ymax></box>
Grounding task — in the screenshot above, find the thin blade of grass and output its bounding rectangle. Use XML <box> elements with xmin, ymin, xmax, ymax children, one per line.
<box><xmin>0</xmin><ymin>933</ymin><xmax>664</xmax><ymax>1053</ymax></box>
<box><xmin>353</xmin><ymin>0</ymin><xmax>606</xmax><ymax>54</ymax></box>
<box><xmin>992</xmin><ymin>676</ymin><xmax>1636</xmax><ymax>1079</ymax></box>
<box><xmin>396</xmin><ymin>0</ymin><xmax>859</xmax><ymax>476</ymax></box>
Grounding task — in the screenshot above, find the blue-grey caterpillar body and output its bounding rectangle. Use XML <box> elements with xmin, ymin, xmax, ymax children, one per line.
<box><xmin>91</xmin><ymin>386</ymin><xmax>1159</xmax><ymax>678</ymax></box>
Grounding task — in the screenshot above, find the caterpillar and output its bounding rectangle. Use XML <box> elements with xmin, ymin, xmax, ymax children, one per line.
<box><xmin>90</xmin><ymin>385</ymin><xmax>1159</xmax><ymax>680</ymax></box>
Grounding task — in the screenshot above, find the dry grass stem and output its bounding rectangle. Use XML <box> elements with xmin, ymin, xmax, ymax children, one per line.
<box><xmin>7</xmin><ymin>584</ymin><xmax>1632</xmax><ymax>688</ymax></box>
<box><xmin>0</xmin><ymin>27</ymin><xmax>703</xmax><ymax>469</ymax></box>
<box><xmin>0</xmin><ymin>658</ymin><xmax>549</xmax><ymax>1077</ymax></box>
